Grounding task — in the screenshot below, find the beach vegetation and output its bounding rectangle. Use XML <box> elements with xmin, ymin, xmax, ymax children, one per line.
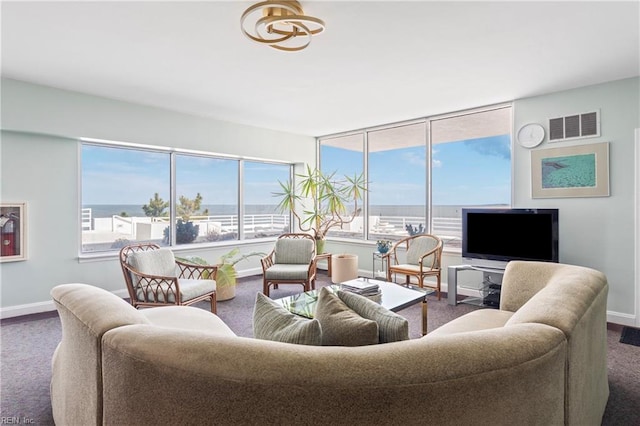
<box><xmin>142</xmin><ymin>193</ymin><xmax>169</xmax><ymax>217</ymax></box>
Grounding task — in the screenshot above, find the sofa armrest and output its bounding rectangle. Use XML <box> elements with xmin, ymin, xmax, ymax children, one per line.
<box><xmin>50</xmin><ymin>283</ymin><xmax>149</xmax><ymax>426</ymax></box>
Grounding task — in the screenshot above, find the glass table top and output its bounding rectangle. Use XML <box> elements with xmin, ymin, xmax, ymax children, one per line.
<box><xmin>276</xmin><ymin>277</ymin><xmax>435</xmax><ymax>319</ymax></box>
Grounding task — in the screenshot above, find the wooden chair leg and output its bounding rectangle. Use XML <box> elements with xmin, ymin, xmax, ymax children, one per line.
<box><xmin>263</xmin><ymin>279</ymin><xmax>270</xmax><ymax>297</ymax></box>
<box><xmin>211</xmin><ymin>292</ymin><xmax>217</xmax><ymax>314</ymax></box>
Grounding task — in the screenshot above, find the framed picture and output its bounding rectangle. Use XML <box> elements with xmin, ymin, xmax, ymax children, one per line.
<box><xmin>531</xmin><ymin>142</ymin><xmax>610</xmax><ymax>198</ymax></box>
<box><xmin>0</xmin><ymin>202</ymin><xmax>27</xmax><ymax>262</ymax></box>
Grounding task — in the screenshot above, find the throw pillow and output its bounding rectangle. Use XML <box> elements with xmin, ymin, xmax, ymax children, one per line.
<box><xmin>253</xmin><ymin>293</ymin><xmax>322</xmax><ymax>346</ymax></box>
<box><xmin>314</xmin><ymin>287</ymin><xmax>378</xmax><ymax>346</ymax></box>
<box><xmin>337</xmin><ymin>290</ymin><xmax>410</xmax><ymax>343</ymax></box>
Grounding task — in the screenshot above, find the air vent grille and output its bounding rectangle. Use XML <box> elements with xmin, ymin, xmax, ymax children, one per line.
<box><xmin>548</xmin><ymin>110</ymin><xmax>600</xmax><ymax>141</ymax></box>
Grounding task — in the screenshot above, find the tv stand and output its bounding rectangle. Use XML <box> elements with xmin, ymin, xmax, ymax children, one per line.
<box><xmin>447</xmin><ymin>264</ymin><xmax>505</xmax><ymax>308</ymax></box>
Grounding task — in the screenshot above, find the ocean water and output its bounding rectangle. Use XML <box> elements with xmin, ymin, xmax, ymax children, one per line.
<box><xmin>83</xmin><ymin>204</ymin><xmax>506</xmax><ymax>219</ymax></box>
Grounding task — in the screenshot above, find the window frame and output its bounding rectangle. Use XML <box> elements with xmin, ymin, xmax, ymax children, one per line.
<box><xmin>316</xmin><ymin>103</ymin><xmax>513</xmax><ymax>251</ymax></box>
<box><xmin>78</xmin><ymin>138</ymin><xmax>294</xmax><ymax>258</ymax></box>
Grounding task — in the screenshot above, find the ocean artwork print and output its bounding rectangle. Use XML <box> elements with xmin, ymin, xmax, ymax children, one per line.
<box><xmin>541</xmin><ymin>153</ymin><xmax>596</xmax><ymax>189</ymax></box>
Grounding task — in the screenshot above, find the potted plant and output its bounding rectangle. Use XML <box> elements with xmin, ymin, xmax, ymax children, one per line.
<box><xmin>376</xmin><ymin>239</ymin><xmax>392</xmax><ymax>254</ymax></box>
<box><xmin>274</xmin><ymin>165</ymin><xmax>366</xmax><ymax>253</ymax></box>
<box><xmin>177</xmin><ymin>248</ymin><xmax>264</xmax><ymax>301</ymax></box>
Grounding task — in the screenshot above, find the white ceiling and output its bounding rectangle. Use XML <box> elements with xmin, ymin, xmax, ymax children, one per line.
<box><xmin>2</xmin><ymin>1</ymin><xmax>639</xmax><ymax>137</ymax></box>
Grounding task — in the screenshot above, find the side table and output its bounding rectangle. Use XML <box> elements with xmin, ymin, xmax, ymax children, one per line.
<box><xmin>372</xmin><ymin>252</ymin><xmax>389</xmax><ymax>280</ymax></box>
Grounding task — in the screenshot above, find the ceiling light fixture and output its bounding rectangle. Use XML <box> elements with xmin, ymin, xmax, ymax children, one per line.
<box><xmin>240</xmin><ymin>0</ymin><xmax>325</xmax><ymax>52</ymax></box>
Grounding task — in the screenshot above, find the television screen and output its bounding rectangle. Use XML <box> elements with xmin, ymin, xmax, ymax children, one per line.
<box><xmin>462</xmin><ymin>208</ymin><xmax>559</xmax><ymax>268</ymax></box>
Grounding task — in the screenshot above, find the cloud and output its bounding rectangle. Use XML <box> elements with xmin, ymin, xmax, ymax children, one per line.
<box><xmin>401</xmin><ymin>151</ymin><xmax>427</xmax><ymax>168</ymax></box>
<box><xmin>464</xmin><ymin>136</ymin><xmax>511</xmax><ymax>160</ymax></box>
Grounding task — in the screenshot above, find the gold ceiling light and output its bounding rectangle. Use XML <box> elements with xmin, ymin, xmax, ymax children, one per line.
<box><xmin>240</xmin><ymin>1</ymin><xmax>325</xmax><ymax>52</ymax></box>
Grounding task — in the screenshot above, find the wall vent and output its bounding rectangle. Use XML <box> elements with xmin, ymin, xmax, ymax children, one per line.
<box><xmin>548</xmin><ymin>110</ymin><xmax>600</xmax><ymax>142</ymax></box>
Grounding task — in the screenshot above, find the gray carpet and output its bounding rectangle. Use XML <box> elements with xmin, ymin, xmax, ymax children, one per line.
<box><xmin>1</xmin><ymin>273</ymin><xmax>639</xmax><ymax>425</ymax></box>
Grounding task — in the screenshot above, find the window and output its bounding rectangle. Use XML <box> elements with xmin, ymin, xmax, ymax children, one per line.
<box><xmin>80</xmin><ymin>143</ymin><xmax>292</xmax><ymax>253</ymax></box>
<box><xmin>430</xmin><ymin>107</ymin><xmax>512</xmax><ymax>249</ymax></box>
<box><xmin>243</xmin><ymin>161</ymin><xmax>290</xmax><ymax>238</ymax></box>
<box><xmin>368</xmin><ymin>122</ymin><xmax>426</xmax><ymax>241</ymax></box>
<box><xmin>317</xmin><ymin>104</ymin><xmax>512</xmax><ymax>250</ymax></box>
<box><xmin>81</xmin><ymin>144</ymin><xmax>170</xmax><ymax>252</ymax></box>
<box><xmin>319</xmin><ymin>133</ymin><xmax>364</xmax><ymax>239</ymax></box>
<box><xmin>175</xmin><ymin>155</ymin><xmax>238</xmax><ymax>245</ymax></box>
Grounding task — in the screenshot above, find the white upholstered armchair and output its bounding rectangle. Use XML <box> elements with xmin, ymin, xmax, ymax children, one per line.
<box><xmin>119</xmin><ymin>243</ymin><xmax>218</xmax><ymax>313</ymax></box>
<box><xmin>261</xmin><ymin>233</ymin><xmax>316</xmax><ymax>297</ymax></box>
<box><xmin>385</xmin><ymin>234</ymin><xmax>443</xmax><ymax>300</ymax></box>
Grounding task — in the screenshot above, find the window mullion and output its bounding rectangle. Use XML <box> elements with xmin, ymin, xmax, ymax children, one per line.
<box><xmin>170</xmin><ymin>152</ymin><xmax>177</xmax><ymax>246</ymax></box>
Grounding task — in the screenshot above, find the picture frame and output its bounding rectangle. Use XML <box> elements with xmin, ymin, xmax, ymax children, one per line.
<box><xmin>0</xmin><ymin>202</ymin><xmax>27</xmax><ymax>262</ymax></box>
<box><xmin>531</xmin><ymin>142</ymin><xmax>609</xmax><ymax>198</ymax></box>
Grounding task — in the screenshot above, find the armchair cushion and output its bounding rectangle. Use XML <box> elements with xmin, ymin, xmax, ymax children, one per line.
<box><xmin>337</xmin><ymin>290</ymin><xmax>409</xmax><ymax>343</ymax></box>
<box><xmin>389</xmin><ymin>264</ymin><xmax>421</xmax><ymax>273</ymax></box>
<box><xmin>405</xmin><ymin>236</ymin><xmax>438</xmax><ymax>266</ymax></box>
<box><xmin>128</xmin><ymin>248</ymin><xmax>176</xmax><ymax>277</ymax></box>
<box><xmin>264</xmin><ymin>264</ymin><xmax>312</xmax><ymax>281</ymax></box>
<box><xmin>315</xmin><ymin>287</ymin><xmax>379</xmax><ymax>346</ymax></box>
<box><xmin>274</xmin><ymin>238</ymin><xmax>314</xmax><ymax>264</ymax></box>
<box><xmin>253</xmin><ymin>293</ymin><xmax>322</xmax><ymax>346</ymax></box>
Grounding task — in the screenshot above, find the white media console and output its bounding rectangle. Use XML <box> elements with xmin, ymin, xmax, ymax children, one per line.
<box><xmin>447</xmin><ymin>264</ymin><xmax>506</xmax><ymax>307</ymax></box>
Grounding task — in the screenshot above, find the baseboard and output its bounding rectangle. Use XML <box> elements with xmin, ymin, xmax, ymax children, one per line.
<box><xmin>0</xmin><ymin>300</ymin><xmax>57</xmax><ymax>319</ymax></box>
<box><xmin>606</xmin><ymin>311</ymin><xmax>637</xmax><ymax>327</ymax></box>
<box><xmin>0</xmin><ymin>288</ymin><xmax>131</xmax><ymax>320</ymax></box>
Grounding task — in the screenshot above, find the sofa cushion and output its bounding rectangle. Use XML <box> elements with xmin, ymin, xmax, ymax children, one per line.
<box><xmin>253</xmin><ymin>292</ymin><xmax>322</xmax><ymax>346</ymax></box>
<box><xmin>426</xmin><ymin>309</ymin><xmax>514</xmax><ymax>338</ymax></box>
<box><xmin>336</xmin><ymin>290</ymin><xmax>409</xmax><ymax>343</ymax></box>
<box><xmin>128</xmin><ymin>248</ymin><xmax>176</xmax><ymax>277</ymax></box>
<box><xmin>315</xmin><ymin>287</ymin><xmax>379</xmax><ymax>346</ymax></box>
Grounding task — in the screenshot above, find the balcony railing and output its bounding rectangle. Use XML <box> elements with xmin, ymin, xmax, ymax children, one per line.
<box><xmin>81</xmin><ymin>208</ymin><xmax>462</xmax><ymax>252</ymax></box>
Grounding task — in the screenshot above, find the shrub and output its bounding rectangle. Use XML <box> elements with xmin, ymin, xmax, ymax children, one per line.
<box><xmin>163</xmin><ymin>219</ymin><xmax>199</xmax><ymax>244</ymax></box>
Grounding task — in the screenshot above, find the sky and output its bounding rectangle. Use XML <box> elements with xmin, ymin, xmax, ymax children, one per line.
<box><xmin>321</xmin><ymin>134</ymin><xmax>511</xmax><ymax>206</ymax></box>
<box><xmin>81</xmin><ymin>145</ymin><xmax>289</xmax><ymax>206</ymax></box>
<box><xmin>82</xmin><ymin>134</ymin><xmax>511</xmax><ymax>207</ymax></box>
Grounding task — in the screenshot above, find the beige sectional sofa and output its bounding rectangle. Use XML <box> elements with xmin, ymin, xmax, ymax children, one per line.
<box><xmin>50</xmin><ymin>261</ymin><xmax>609</xmax><ymax>425</ymax></box>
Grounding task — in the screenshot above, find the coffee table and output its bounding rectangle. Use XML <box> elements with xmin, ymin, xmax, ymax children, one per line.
<box><xmin>276</xmin><ymin>278</ymin><xmax>435</xmax><ymax>336</ymax></box>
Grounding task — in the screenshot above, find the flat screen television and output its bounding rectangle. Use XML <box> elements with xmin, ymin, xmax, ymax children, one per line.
<box><xmin>462</xmin><ymin>208</ymin><xmax>559</xmax><ymax>270</ymax></box>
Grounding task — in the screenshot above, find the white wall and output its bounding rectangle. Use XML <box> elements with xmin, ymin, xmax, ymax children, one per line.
<box><xmin>513</xmin><ymin>77</ymin><xmax>639</xmax><ymax>325</ymax></box>
<box><xmin>0</xmin><ymin>78</ymin><xmax>315</xmax><ymax>316</ymax></box>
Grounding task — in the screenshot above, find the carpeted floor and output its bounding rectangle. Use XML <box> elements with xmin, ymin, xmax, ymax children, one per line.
<box><xmin>1</xmin><ymin>273</ymin><xmax>639</xmax><ymax>425</ymax></box>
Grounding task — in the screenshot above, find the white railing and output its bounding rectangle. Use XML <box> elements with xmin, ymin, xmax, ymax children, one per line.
<box><xmin>81</xmin><ymin>208</ymin><xmax>92</xmax><ymax>231</ymax></box>
<box><xmin>370</xmin><ymin>215</ymin><xmax>462</xmax><ymax>239</ymax></box>
<box><xmin>85</xmin><ymin>213</ymin><xmax>289</xmax><ymax>239</ymax></box>
<box><xmin>82</xmin><ymin>210</ymin><xmax>462</xmax><ymax>250</ymax></box>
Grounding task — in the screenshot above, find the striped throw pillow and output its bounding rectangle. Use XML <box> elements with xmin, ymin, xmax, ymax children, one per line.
<box><xmin>253</xmin><ymin>293</ymin><xmax>322</xmax><ymax>346</ymax></box>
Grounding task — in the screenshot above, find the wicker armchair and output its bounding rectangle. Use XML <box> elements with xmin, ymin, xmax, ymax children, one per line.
<box><xmin>261</xmin><ymin>233</ymin><xmax>316</xmax><ymax>297</ymax></box>
<box><xmin>385</xmin><ymin>234</ymin><xmax>443</xmax><ymax>300</ymax></box>
<box><xmin>119</xmin><ymin>243</ymin><xmax>218</xmax><ymax>313</ymax></box>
